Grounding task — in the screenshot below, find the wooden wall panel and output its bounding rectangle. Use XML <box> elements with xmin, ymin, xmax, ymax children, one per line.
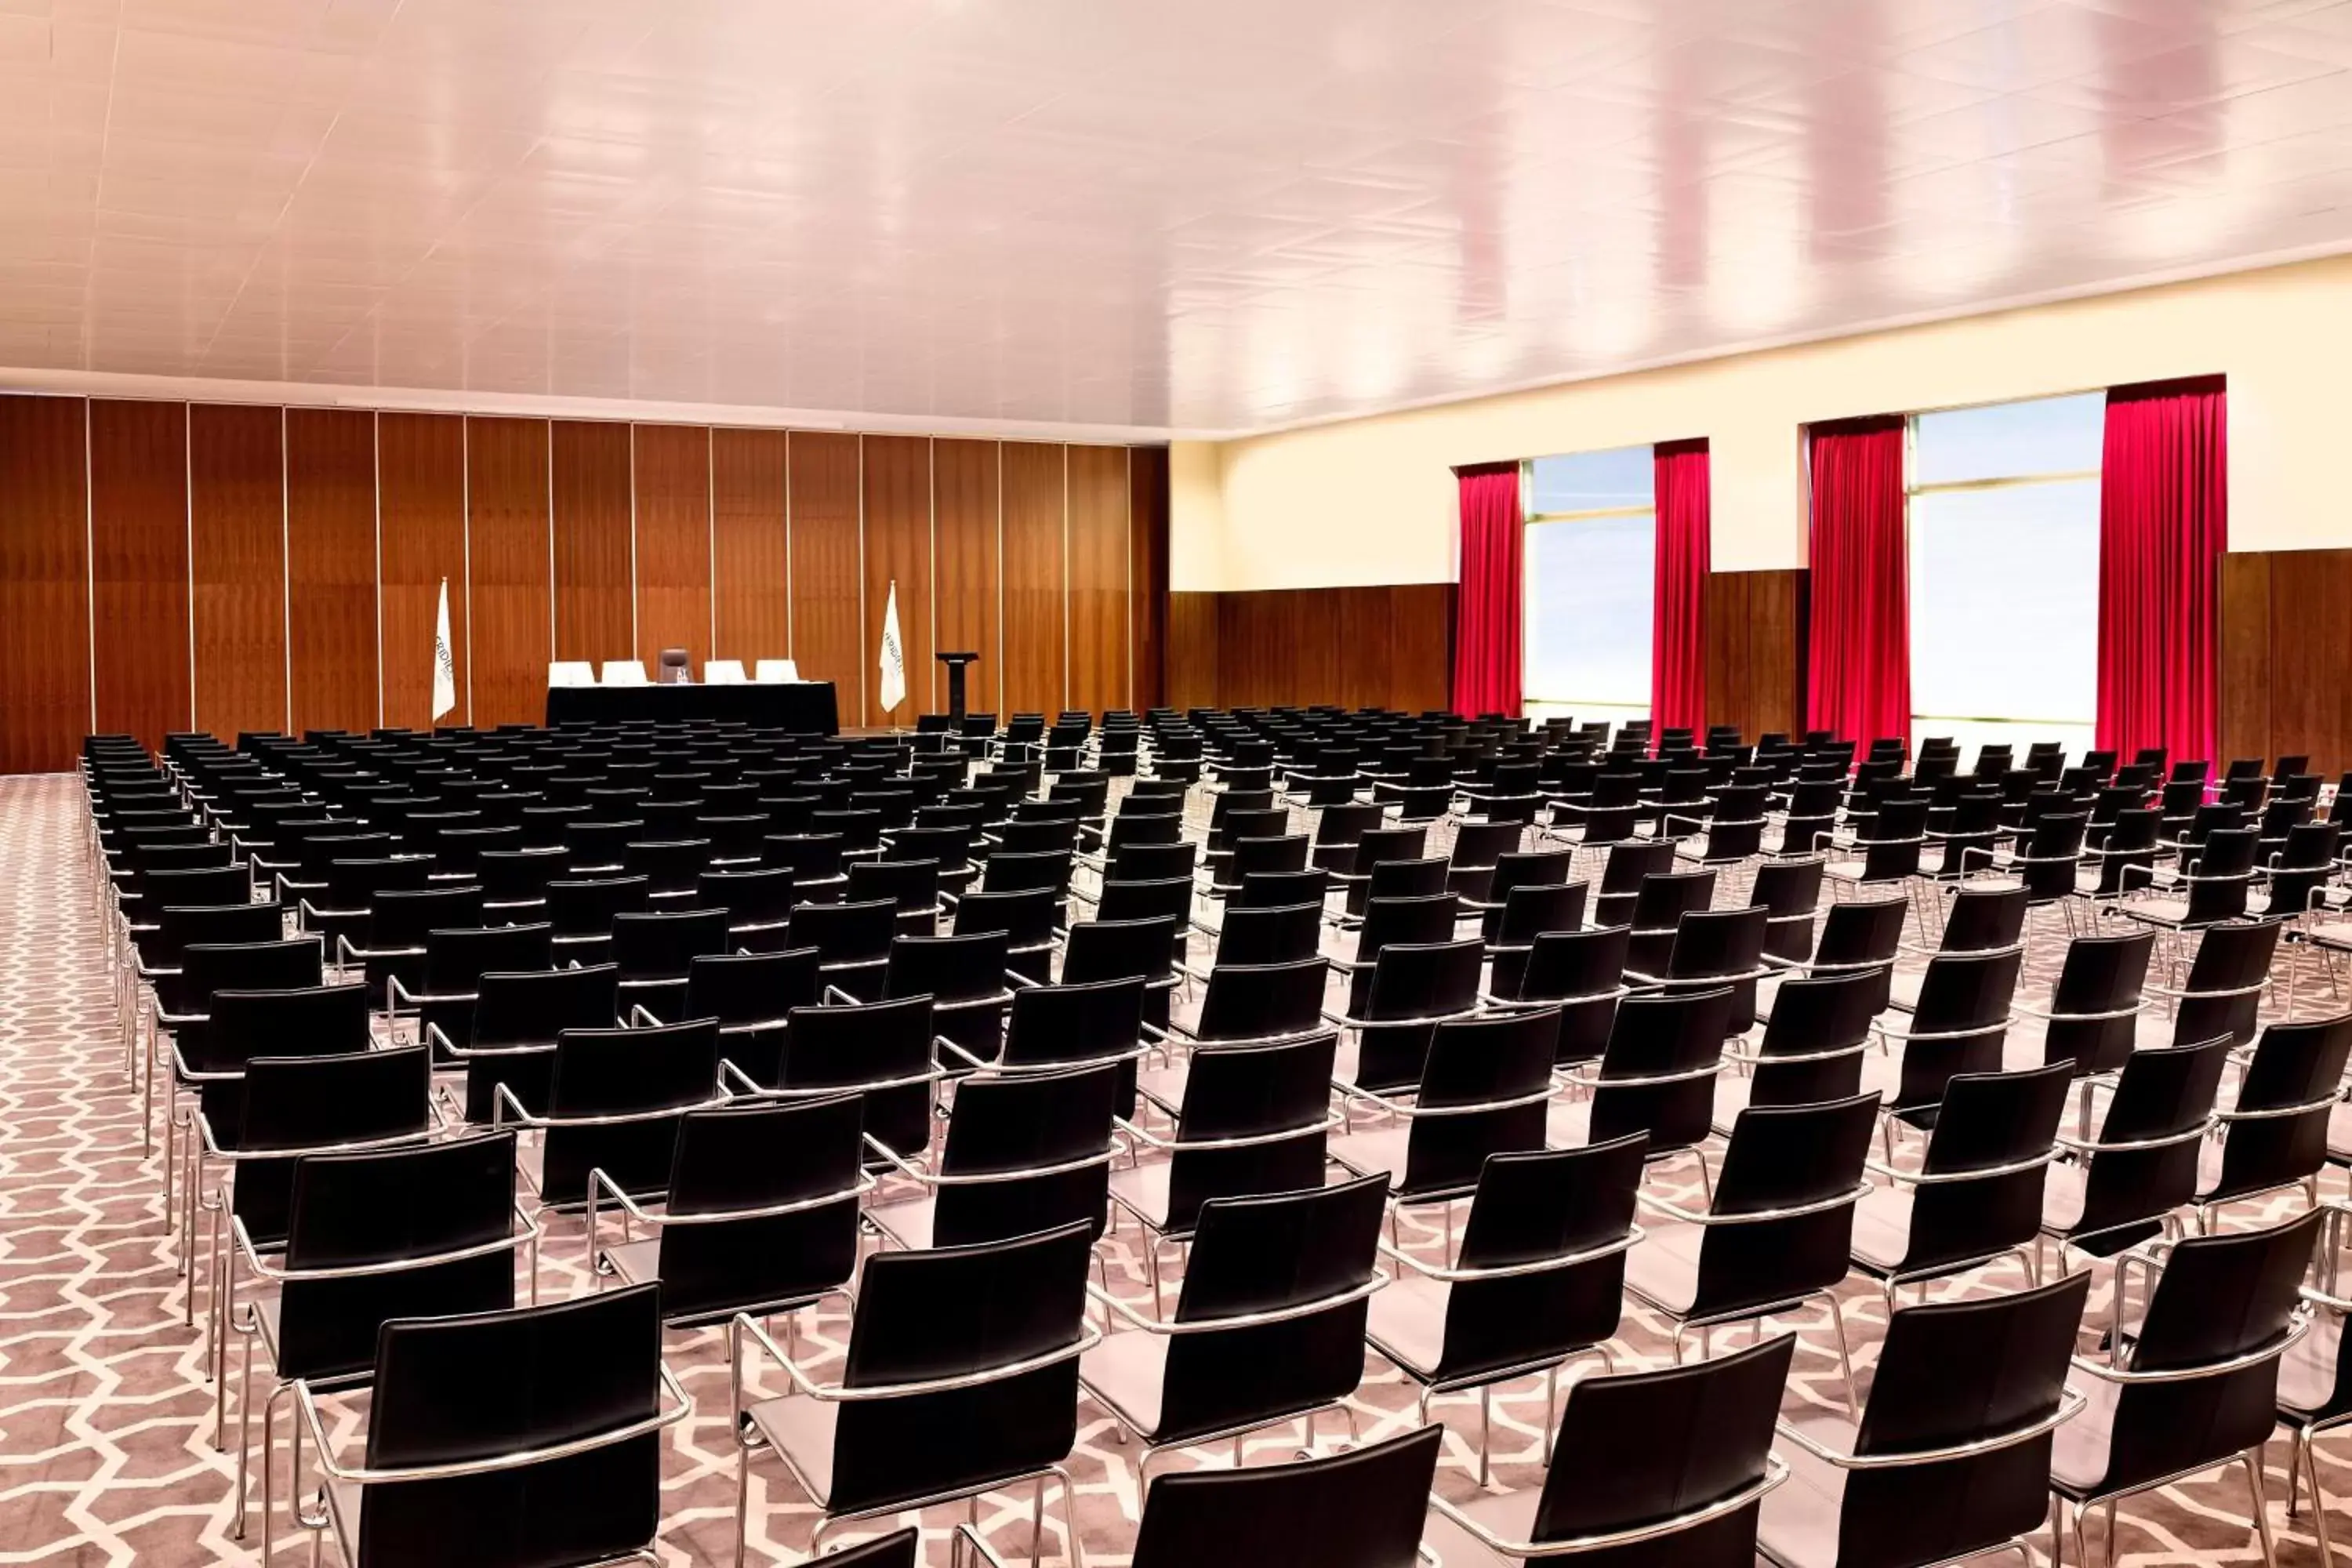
<box><xmin>89</xmin><ymin>400</ymin><xmax>190</xmax><ymax>750</ymax></box>
<box><xmin>1067</xmin><ymin>445</ymin><xmax>1130</xmax><ymax>715</ymax></box>
<box><xmin>632</xmin><ymin>424</ymin><xmax>712</xmax><ymax>671</ymax></box>
<box><xmin>1704</xmin><ymin>568</ymin><xmax>1807</xmax><ymax>743</ymax></box>
<box><xmin>188</xmin><ymin>404</ymin><xmax>287</xmax><ymax>739</ymax></box>
<box><xmin>787</xmin><ymin>432</ymin><xmax>863</xmax><ymax>711</ymax></box>
<box><xmin>933</xmin><ymin>439</ymin><xmax>1000</xmax><ymax>718</ymax></box>
<box><xmin>377</xmin><ymin>413</ymin><xmax>468</xmax><ymax>730</ymax></box>
<box><xmin>284</xmin><ymin>408</ymin><xmax>378</xmax><ymax>735</ymax></box>
<box><xmin>6</xmin><ymin>413</ymin><xmax>1163</xmax><ymax>766</ymax></box>
<box><xmin>551</xmin><ymin>420</ymin><xmax>634</xmax><ymax>666</ymax></box>
<box><xmin>1167</xmin><ymin>592</ymin><xmax>1218</xmax><ymax>713</ymax></box>
<box><xmin>861</xmin><ymin>435</ymin><xmax>933</xmax><ymax>724</ymax></box>
<box><xmin>466</xmin><ymin>417</ymin><xmax>553</xmax><ymax>729</ymax></box>
<box><xmin>1128</xmin><ymin>445</ymin><xmax>1169</xmax><ymax>714</ymax></box>
<box><xmin>1001</xmin><ymin>441</ymin><xmax>1066</xmax><ymax>718</ymax></box>
<box><xmin>2217</xmin><ymin>552</ymin><xmax>2274</xmax><ymax>773</ymax></box>
<box><xmin>2263</xmin><ymin>551</ymin><xmax>2352</xmax><ymax>775</ymax></box>
<box><xmin>711</xmin><ymin>428</ymin><xmax>788</xmax><ymax>665</ymax></box>
<box><xmin>1167</xmin><ymin>585</ymin><xmax>1449</xmax><ymax>711</ymax></box>
<box><xmin>0</xmin><ymin>396</ymin><xmax>91</xmax><ymax>772</ymax></box>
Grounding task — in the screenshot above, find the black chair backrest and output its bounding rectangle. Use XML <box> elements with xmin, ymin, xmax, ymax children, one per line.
<box><xmin>1938</xmin><ymin>883</ymin><xmax>2026</xmax><ymax>953</ymax></box>
<box><xmin>1165</xmin><ymin>1033</ymin><xmax>1338</xmax><ymax>1236</ymax></box>
<box><xmin>1748</xmin><ymin>969</ymin><xmax>1882</xmax><ymax>1107</ymax></box>
<box><xmin>684</xmin><ymin>947</ymin><xmax>822</xmax><ymax>1026</ymax></box>
<box><xmin>1002</xmin><ymin>977</ymin><xmax>1147</xmax><ymax>1071</ymax></box>
<box><xmin>1214</xmin><ymin>902</ymin><xmax>1323</xmax><ymax>966</ymax></box>
<box><xmin>1533</xmin><ymin>1332</ymin><xmax>1793</xmax><ymax>1548</ymax></box>
<box><xmin>1697</xmin><ymin>1094</ymin><xmax>1878</xmax><ymax>1315</ymax></box>
<box><xmin>423</xmin><ymin>922</ymin><xmax>554</xmax><ymax>993</ymax></box>
<box><xmin>1195</xmin><ymin>956</ymin><xmax>1328</xmax><ymax>1044</ymax></box>
<box><xmin>1588</xmin><ymin>987</ymin><xmax>1733</xmax><ymax>1153</ymax></box>
<box><xmin>1156</xmin><ymin>1174</ymin><xmax>1388</xmax><ymax>1443</ymax></box>
<box><xmin>2071</xmin><ymin>1036</ymin><xmax>2231</xmax><ymax>1253</ymax></box>
<box><xmin>536</xmin><ymin>1018</ymin><xmax>722</xmax><ymax>1202</ymax></box>
<box><xmin>1381</xmin><ymin>1007</ymin><xmax>1560</xmax><ymax>1200</ymax></box>
<box><xmin>180</xmin><ymin>936</ymin><xmax>325</xmax><ymax>1014</ymax></box>
<box><xmin>830</xmin><ymin>1221</ymin><xmax>1094</xmax><ymax>1514</ymax></box>
<box><xmin>2042</xmin><ymin>929</ymin><xmax>2154</xmax><ymax>1077</ymax></box>
<box><xmin>2173</xmin><ymin>918</ymin><xmax>2281</xmax><ymax>1047</ymax></box>
<box><xmin>1131</xmin><ymin>1424</ymin><xmax>1442</xmax><ymax>1568</ymax></box>
<box><xmin>228</xmin><ymin>1045</ymin><xmax>435</xmax><ymax>1247</ymax></box>
<box><xmin>358</xmin><ymin>1282</ymin><xmax>662</xmax><ymax>1568</ymax></box>
<box><xmin>933</xmin><ymin>1064</ymin><xmax>1120</xmax><ymax>1246</ymax></box>
<box><xmin>781</xmin><ymin>994</ymin><xmax>937</xmax><ymax>1159</ymax></box>
<box><xmin>654</xmin><ymin>1095</ymin><xmax>866</xmax><ymax>1325</ymax></box>
<box><xmin>2088</xmin><ymin>1210</ymin><xmax>2323</xmax><ymax>1494</ymax></box>
<box><xmin>279</xmin><ymin>1131</ymin><xmax>520</xmax><ymax>1385</ymax></box>
<box><xmin>194</xmin><ymin>982</ymin><xmax>370</xmax><ymax>1075</ymax></box>
<box><xmin>2204</xmin><ymin>1013</ymin><xmax>2352</xmax><ymax>1205</ymax></box>
<box><xmin>1832</xmin><ymin>1272</ymin><xmax>2092</xmax><ymax>1568</ymax></box>
<box><xmin>611</xmin><ymin>907</ymin><xmax>732</xmax><ymax>981</ymax></box>
<box><xmin>1060</xmin><ymin>916</ymin><xmax>1179</xmax><ymax>988</ymax></box>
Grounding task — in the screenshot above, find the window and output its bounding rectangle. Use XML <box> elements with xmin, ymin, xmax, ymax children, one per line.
<box><xmin>1523</xmin><ymin>445</ymin><xmax>1653</xmax><ymax>724</ymax></box>
<box><xmin>1907</xmin><ymin>393</ymin><xmax>2103</xmax><ymax>760</ymax></box>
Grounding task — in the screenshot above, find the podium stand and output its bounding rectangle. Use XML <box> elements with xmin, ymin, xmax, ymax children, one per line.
<box><xmin>936</xmin><ymin>652</ymin><xmax>981</xmax><ymax>724</ymax></box>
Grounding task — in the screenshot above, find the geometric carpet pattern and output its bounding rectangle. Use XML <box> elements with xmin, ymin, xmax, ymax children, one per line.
<box><xmin>1</xmin><ymin>769</ymin><xmax>2344</xmax><ymax>1565</ymax></box>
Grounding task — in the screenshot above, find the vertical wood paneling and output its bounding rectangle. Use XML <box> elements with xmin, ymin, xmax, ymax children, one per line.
<box><xmin>711</xmin><ymin>428</ymin><xmax>789</xmax><ymax>665</ymax></box>
<box><xmin>1001</xmin><ymin>441</ymin><xmax>1066</xmax><ymax>718</ymax></box>
<box><xmin>632</xmin><ymin>423</ymin><xmax>712</xmax><ymax>672</ymax></box>
<box><xmin>551</xmin><ymin>420</ymin><xmax>634</xmax><ymax>666</ymax></box>
<box><xmin>0</xmin><ymin>396</ymin><xmax>92</xmax><ymax>772</ymax></box>
<box><xmin>466</xmin><ymin>417</ymin><xmax>554</xmax><ymax>729</ymax></box>
<box><xmin>861</xmin><ymin>435</ymin><xmax>933</xmax><ymax>724</ymax></box>
<box><xmin>378</xmin><ymin>412</ymin><xmax>468</xmax><ymax>731</ymax></box>
<box><xmin>1167</xmin><ymin>592</ymin><xmax>1219</xmax><ymax>713</ymax></box>
<box><xmin>1703</xmin><ymin>569</ymin><xmax>1807</xmax><ymax>742</ymax></box>
<box><xmin>1128</xmin><ymin>445</ymin><xmax>1169</xmax><ymax>714</ymax></box>
<box><xmin>188</xmin><ymin>404</ymin><xmax>287</xmax><ymax>739</ymax></box>
<box><xmin>787</xmin><ymin>432</ymin><xmax>863</xmax><ymax>710</ymax></box>
<box><xmin>7</xmin><ymin>412</ymin><xmax>1161</xmax><ymax>766</ymax></box>
<box><xmin>2218</xmin><ymin>553</ymin><xmax>2273</xmax><ymax>772</ymax></box>
<box><xmin>89</xmin><ymin>400</ymin><xmax>190</xmax><ymax>750</ymax></box>
<box><xmin>2266</xmin><ymin>554</ymin><xmax>2350</xmax><ymax>771</ymax></box>
<box><xmin>1066</xmin><ymin>445</ymin><xmax>1130</xmax><ymax>715</ymax></box>
<box><xmin>285</xmin><ymin>408</ymin><xmax>378</xmax><ymax>735</ymax></box>
<box><xmin>933</xmin><ymin>439</ymin><xmax>1000</xmax><ymax>719</ymax></box>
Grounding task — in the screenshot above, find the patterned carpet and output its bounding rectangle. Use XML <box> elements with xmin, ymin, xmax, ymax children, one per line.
<box><xmin>3</xmin><ymin>770</ymin><xmax>2346</xmax><ymax>1566</ymax></box>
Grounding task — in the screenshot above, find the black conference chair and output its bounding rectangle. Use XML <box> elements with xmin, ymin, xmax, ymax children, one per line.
<box><xmin>1755</xmin><ymin>1272</ymin><xmax>2093</xmax><ymax>1568</ymax></box>
<box><xmin>729</xmin><ymin>1221</ymin><xmax>1096</xmax><ymax>1563</ymax></box>
<box><xmin>281</xmin><ymin>1283</ymin><xmax>689</xmax><ymax>1568</ymax></box>
<box><xmin>1363</xmin><ymin>1134</ymin><xmax>1645</xmax><ymax>1484</ymax></box>
<box><xmin>1421</xmin><ymin>1333</ymin><xmax>1795</xmax><ymax>1568</ymax></box>
<box><xmin>951</xmin><ymin>1424</ymin><xmax>1445</xmax><ymax>1568</ymax></box>
<box><xmin>1078</xmin><ymin>1175</ymin><xmax>1388</xmax><ymax>1475</ymax></box>
<box><xmin>590</xmin><ymin>1094</ymin><xmax>869</xmax><ymax>1330</ymax></box>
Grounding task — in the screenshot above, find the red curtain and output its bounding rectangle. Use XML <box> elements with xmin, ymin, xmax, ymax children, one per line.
<box><xmin>1650</xmin><ymin>438</ymin><xmax>1710</xmax><ymax>734</ymax></box>
<box><xmin>1806</xmin><ymin>416</ymin><xmax>1910</xmax><ymax>746</ymax></box>
<box><xmin>1451</xmin><ymin>462</ymin><xmax>1523</xmax><ymax>716</ymax></box>
<box><xmin>2096</xmin><ymin>376</ymin><xmax>2227</xmax><ymax>764</ymax></box>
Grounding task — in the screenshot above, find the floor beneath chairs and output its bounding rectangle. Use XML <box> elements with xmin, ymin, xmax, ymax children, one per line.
<box><xmin>2</xmin><ymin>770</ymin><xmax>2344</xmax><ymax>1566</ymax></box>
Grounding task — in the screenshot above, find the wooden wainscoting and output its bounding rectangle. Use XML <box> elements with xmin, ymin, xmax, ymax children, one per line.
<box><xmin>2220</xmin><ymin>547</ymin><xmax>2352</xmax><ymax>777</ymax></box>
<box><xmin>1164</xmin><ymin>585</ymin><xmax>1454</xmax><ymax>712</ymax></box>
<box><xmin>1703</xmin><ymin>568</ymin><xmax>1808</xmax><ymax>742</ymax></box>
<box><xmin>0</xmin><ymin>388</ymin><xmax>1173</xmax><ymax>773</ymax></box>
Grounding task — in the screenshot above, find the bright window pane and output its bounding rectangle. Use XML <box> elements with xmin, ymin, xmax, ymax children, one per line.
<box><xmin>1911</xmin><ymin>392</ymin><xmax>2104</xmax><ymax>485</ymax></box>
<box><xmin>1524</xmin><ymin>514</ymin><xmax>1653</xmax><ymax>710</ymax></box>
<box><xmin>1530</xmin><ymin>445</ymin><xmax>1653</xmax><ymax>514</ymax></box>
<box><xmin>1908</xmin><ymin>478</ymin><xmax>2099</xmax><ymax>733</ymax></box>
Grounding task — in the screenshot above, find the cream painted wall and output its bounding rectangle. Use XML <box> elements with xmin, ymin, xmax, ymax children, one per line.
<box><xmin>1174</xmin><ymin>253</ymin><xmax>2352</xmax><ymax>590</ymax></box>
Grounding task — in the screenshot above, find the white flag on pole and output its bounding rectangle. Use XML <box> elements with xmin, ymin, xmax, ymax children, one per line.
<box><xmin>877</xmin><ymin>579</ymin><xmax>907</xmax><ymax>717</ymax></box>
<box><xmin>431</xmin><ymin>577</ymin><xmax>458</xmax><ymax>720</ymax></box>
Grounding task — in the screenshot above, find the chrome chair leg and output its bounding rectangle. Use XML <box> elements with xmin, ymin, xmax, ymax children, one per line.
<box><xmin>1818</xmin><ymin>1289</ymin><xmax>1858</xmax><ymax>1417</ymax></box>
<box><xmin>2305</xmin><ymin>1428</ymin><xmax>2336</xmax><ymax>1567</ymax></box>
<box><xmin>2244</xmin><ymin>1444</ymin><xmax>2281</xmax><ymax>1568</ymax></box>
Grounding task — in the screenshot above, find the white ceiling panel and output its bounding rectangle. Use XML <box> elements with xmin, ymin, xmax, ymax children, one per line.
<box><xmin>2</xmin><ymin>0</ymin><xmax>2352</xmax><ymax>433</ymax></box>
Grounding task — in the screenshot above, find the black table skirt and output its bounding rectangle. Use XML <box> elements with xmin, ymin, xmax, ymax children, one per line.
<box><xmin>543</xmin><ymin>681</ymin><xmax>840</xmax><ymax>733</ymax></box>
